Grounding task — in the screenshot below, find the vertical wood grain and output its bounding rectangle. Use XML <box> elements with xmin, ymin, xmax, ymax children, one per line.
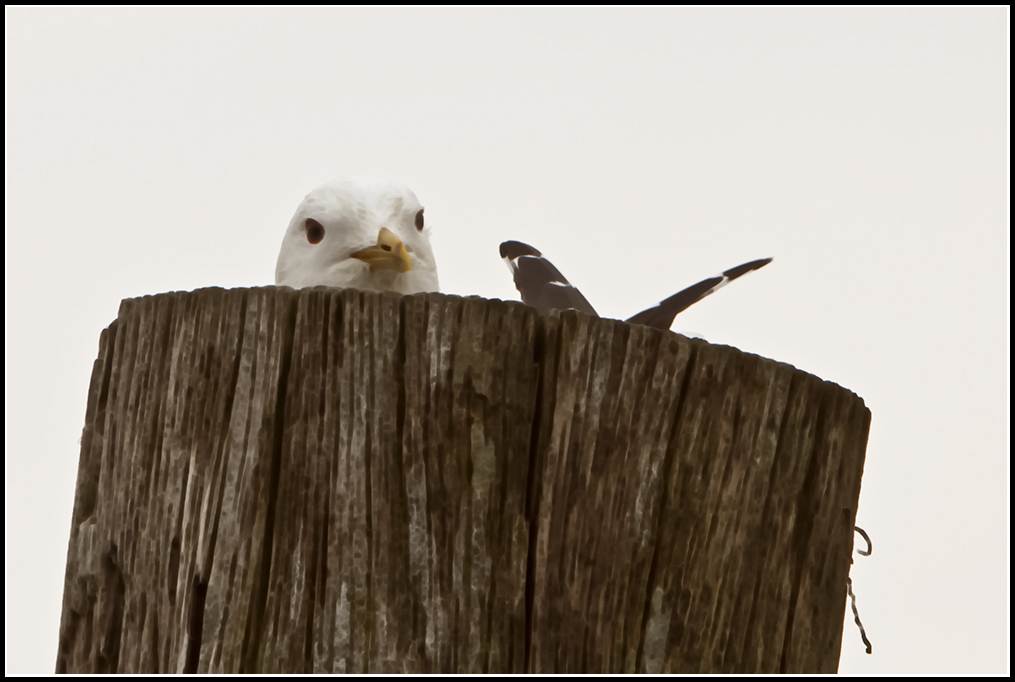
<box><xmin>56</xmin><ymin>287</ymin><xmax>869</xmax><ymax>674</ymax></box>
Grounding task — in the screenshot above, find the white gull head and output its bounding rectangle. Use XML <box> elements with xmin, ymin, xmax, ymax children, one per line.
<box><xmin>275</xmin><ymin>178</ymin><xmax>439</xmax><ymax>294</ymax></box>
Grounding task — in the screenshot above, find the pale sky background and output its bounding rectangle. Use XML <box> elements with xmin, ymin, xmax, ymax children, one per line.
<box><xmin>5</xmin><ymin>7</ymin><xmax>1008</xmax><ymax>674</ymax></box>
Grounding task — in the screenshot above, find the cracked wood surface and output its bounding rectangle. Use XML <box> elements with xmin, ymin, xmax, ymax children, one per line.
<box><xmin>56</xmin><ymin>287</ymin><xmax>869</xmax><ymax>673</ymax></box>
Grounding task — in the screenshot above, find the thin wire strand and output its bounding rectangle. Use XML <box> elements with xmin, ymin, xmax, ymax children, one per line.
<box><xmin>847</xmin><ymin>525</ymin><xmax>873</xmax><ymax>654</ymax></box>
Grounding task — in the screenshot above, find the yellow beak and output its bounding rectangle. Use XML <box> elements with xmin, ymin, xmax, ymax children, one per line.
<box><xmin>350</xmin><ymin>227</ymin><xmax>413</xmax><ymax>273</ymax></box>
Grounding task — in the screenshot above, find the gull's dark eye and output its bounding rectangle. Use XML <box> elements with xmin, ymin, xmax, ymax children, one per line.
<box><xmin>415</xmin><ymin>208</ymin><xmax>424</xmax><ymax>232</ymax></box>
<box><xmin>306</xmin><ymin>218</ymin><xmax>325</xmax><ymax>244</ymax></box>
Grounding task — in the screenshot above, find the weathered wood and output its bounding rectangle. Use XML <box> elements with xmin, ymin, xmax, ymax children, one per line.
<box><xmin>56</xmin><ymin>286</ymin><xmax>869</xmax><ymax>674</ymax></box>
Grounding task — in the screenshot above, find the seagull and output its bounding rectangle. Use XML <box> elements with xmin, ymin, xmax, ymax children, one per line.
<box><xmin>499</xmin><ymin>241</ymin><xmax>771</xmax><ymax>331</ymax></box>
<box><xmin>275</xmin><ymin>178</ymin><xmax>439</xmax><ymax>294</ymax></box>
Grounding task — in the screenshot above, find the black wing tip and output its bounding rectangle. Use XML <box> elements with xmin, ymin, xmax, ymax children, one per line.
<box><xmin>743</xmin><ymin>256</ymin><xmax>774</xmax><ymax>269</ymax></box>
<box><xmin>723</xmin><ymin>257</ymin><xmax>774</xmax><ymax>280</ymax></box>
<box><xmin>625</xmin><ymin>256</ymin><xmax>774</xmax><ymax>330</ymax></box>
<box><xmin>498</xmin><ymin>240</ymin><xmax>598</xmax><ymax>317</ymax></box>
<box><xmin>500</xmin><ymin>241</ymin><xmax>542</xmax><ymax>260</ymax></box>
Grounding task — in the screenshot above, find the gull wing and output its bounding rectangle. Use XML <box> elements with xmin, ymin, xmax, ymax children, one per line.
<box><xmin>499</xmin><ymin>241</ymin><xmax>598</xmax><ymax>316</ymax></box>
<box><xmin>625</xmin><ymin>258</ymin><xmax>773</xmax><ymax>330</ymax></box>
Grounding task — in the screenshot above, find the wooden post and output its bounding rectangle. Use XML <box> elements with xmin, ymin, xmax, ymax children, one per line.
<box><xmin>56</xmin><ymin>286</ymin><xmax>870</xmax><ymax>674</ymax></box>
